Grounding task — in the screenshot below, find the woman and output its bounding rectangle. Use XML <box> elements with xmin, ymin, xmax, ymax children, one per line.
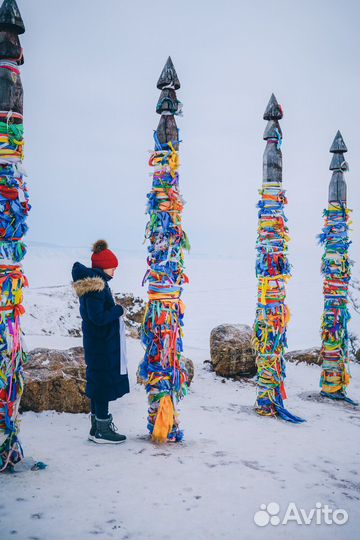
<box><xmin>72</xmin><ymin>240</ymin><xmax>130</xmax><ymax>444</ymax></box>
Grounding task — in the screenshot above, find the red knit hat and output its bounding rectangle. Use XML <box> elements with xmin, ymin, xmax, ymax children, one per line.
<box><xmin>91</xmin><ymin>240</ymin><xmax>118</xmax><ymax>269</ymax></box>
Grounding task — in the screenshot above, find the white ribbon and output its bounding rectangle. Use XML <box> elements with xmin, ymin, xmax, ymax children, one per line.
<box><xmin>119</xmin><ymin>316</ymin><xmax>128</xmax><ymax>375</ymax></box>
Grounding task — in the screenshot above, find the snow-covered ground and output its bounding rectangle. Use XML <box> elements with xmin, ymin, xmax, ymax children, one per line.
<box><xmin>1</xmin><ymin>247</ymin><xmax>359</xmax><ymax>540</ymax></box>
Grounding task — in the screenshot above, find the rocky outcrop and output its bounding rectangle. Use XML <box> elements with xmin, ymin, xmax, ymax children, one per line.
<box><xmin>114</xmin><ymin>293</ymin><xmax>146</xmax><ymax>338</ymax></box>
<box><xmin>21</xmin><ymin>347</ymin><xmax>90</xmax><ymax>413</ymax></box>
<box><xmin>285</xmin><ymin>347</ymin><xmax>322</xmax><ymax>366</ymax></box>
<box><xmin>210</xmin><ymin>324</ymin><xmax>256</xmax><ymax>378</ymax></box>
<box><xmin>24</xmin><ymin>286</ymin><xmax>146</xmax><ymax>340</ymax></box>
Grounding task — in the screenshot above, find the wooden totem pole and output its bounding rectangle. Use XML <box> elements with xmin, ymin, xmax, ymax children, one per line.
<box><xmin>318</xmin><ymin>131</ymin><xmax>357</xmax><ymax>405</ymax></box>
<box><xmin>252</xmin><ymin>94</ymin><xmax>304</xmax><ymax>423</ymax></box>
<box><xmin>0</xmin><ymin>0</ymin><xmax>30</xmax><ymax>471</ymax></box>
<box><xmin>139</xmin><ymin>57</ymin><xmax>189</xmax><ymax>443</ymax></box>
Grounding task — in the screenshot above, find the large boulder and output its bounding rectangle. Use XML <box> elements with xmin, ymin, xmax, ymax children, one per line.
<box><xmin>210</xmin><ymin>324</ymin><xmax>256</xmax><ymax>377</ymax></box>
<box><xmin>285</xmin><ymin>347</ymin><xmax>322</xmax><ymax>365</ymax></box>
<box><xmin>21</xmin><ymin>347</ymin><xmax>90</xmax><ymax>413</ymax></box>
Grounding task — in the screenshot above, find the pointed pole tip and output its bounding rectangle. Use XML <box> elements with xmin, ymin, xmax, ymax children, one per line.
<box><xmin>157</xmin><ymin>56</ymin><xmax>181</xmax><ymax>90</ymax></box>
<box><xmin>334</xmin><ymin>129</ymin><xmax>343</xmax><ymax>140</ymax></box>
<box><xmin>263</xmin><ymin>93</ymin><xmax>283</xmax><ymax>121</ymax></box>
<box><xmin>164</xmin><ymin>56</ymin><xmax>177</xmax><ymax>72</ymax></box>
<box><xmin>330</xmin><ymin>130</ymin><xmax>347</xmax><ymax>153</ymax></box>
<box><xmin>0</xmin><ymin>0</ymin><xmax>25</xmax><ymax>34</ymax></box>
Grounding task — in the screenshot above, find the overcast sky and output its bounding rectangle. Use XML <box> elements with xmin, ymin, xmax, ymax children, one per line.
<box><xmin>19</xmin><ymin>0</ymin><xmax>359</xmax><ymax>267</ymax></box>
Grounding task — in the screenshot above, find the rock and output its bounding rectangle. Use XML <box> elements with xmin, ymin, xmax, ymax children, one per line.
<box><xmin>210</xmin><ymin>324</ymin><xmax>256</xmax><ymax>378</ymax></box>
<box><xmin>355</xmin><ymin>349</ymin><xmax>360</xmax><ymax>363</ymax></box>
<box><xmin>21</xmin><ymin>347</ymin><xmax>90</xmax><ymax>413</ymax></box>
<box><xmin>136</xmin><ymin>365</ymin><xmax>145</xmax><ymax>385</ymax></box>
<box><xmin>285</xmin><ymin>347</ymin><xmax>322</xmax><ymax>365</ymax></box>
<box><xmin>114</xmin><ymin>292</ymin><xmax>146</xmax><ymax>338</ymax></box>
<box><xmin>184</xmin><ymin>357</ymin><xmax>194</xmax><ymax>386</ymax></box>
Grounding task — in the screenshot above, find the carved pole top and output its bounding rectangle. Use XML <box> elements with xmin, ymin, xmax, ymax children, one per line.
<box><xmin>0</xmin><ymin>0</ymin><xmax>25</xmax><ymax>34</ymax></box>
<box><xmin>157</xmin><ymin>56</ymin><xmax>181</xmax><ymax>90</ymax></box>
<box><xmin>328</xmin><ymin>131</ymin><xmax>348</xmax><ymax>203</ymax></box>
<box><xmin>329</xmin><ymin>130</ymin><xmax>349</xmax><ymax>171</ymax></box>
<box><xmin>262</xmin><ymin>94</ymin><xmax>283</xmax><ymax>183</ymax></box>
<box><xmin>330</xmin><ymin>130</ymin><xmax>347</xmax><ymax>154</ymax></box>
<box><xmin>263</xmin><ymin>93</ymin><xmax>283</xmax><ymax>121</ymax></box>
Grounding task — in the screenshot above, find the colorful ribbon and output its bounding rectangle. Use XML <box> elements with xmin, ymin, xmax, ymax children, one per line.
<box><xmin>0</xmin><ymin>74</ymin><xmax>29</xmax><ymax>469</ymax></box>
<box><xmin>318</xmin><ymin>203</ymin><xmax>353</xmax><ymax>398</ymax></box>
<box><xmin>253</xmin><ymin>182</ymin><xmax>304</xmax><ymax>423</ymax></box>
<box><xmin>139</xmin><ymin>135</ymin><xmax>189</xmax><ymax>443</ymax></box>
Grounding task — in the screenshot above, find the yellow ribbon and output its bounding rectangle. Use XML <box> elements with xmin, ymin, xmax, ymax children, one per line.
<box><xmin>152</xmin><ymin>395</ymin><xmax>174</xmax><ymax>443</ymax></box>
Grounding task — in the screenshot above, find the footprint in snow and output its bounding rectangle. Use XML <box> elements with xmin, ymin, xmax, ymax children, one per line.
<box><xmin>31</xmin><ymin>513</ymin><xmax>43</xmax><ymax>520</ymax></box>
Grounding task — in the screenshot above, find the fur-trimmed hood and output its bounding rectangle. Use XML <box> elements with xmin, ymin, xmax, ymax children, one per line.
<box><xmin>72</xmin><ymin>262</ymin><xmax>109</xmax><ymax>297</ymax></box>
<box><xmin>72</xmin><ymin>276</ymin><xmax>105</xmax><ymax>297</ymax></box>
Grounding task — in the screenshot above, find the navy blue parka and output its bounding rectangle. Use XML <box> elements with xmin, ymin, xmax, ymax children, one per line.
<box><xmin>72</xmin><ymin>262</ymin><xmax>130</xmax><ymax>401</ymax></box>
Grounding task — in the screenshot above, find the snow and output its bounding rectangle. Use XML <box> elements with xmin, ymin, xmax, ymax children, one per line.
<box><xmin>23</xmin><ymin>285</ymin><xmax>82</xmax><ymax>338</ymax></box>
<box><xmin>23</xmin><ymin>285</ymin><xmax>143</xmax><ymax>341</ymax></box>
<box><xmin>0</xmin><ymin>247</ymin><xmax>359</xmax><ymax>540</ymax></box>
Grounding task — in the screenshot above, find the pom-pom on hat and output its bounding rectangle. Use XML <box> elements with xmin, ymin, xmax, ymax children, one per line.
<box><xmin>91</xmin><ymin>240</ymin><xmax>119</xmax><ymax>270</ymax></box>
